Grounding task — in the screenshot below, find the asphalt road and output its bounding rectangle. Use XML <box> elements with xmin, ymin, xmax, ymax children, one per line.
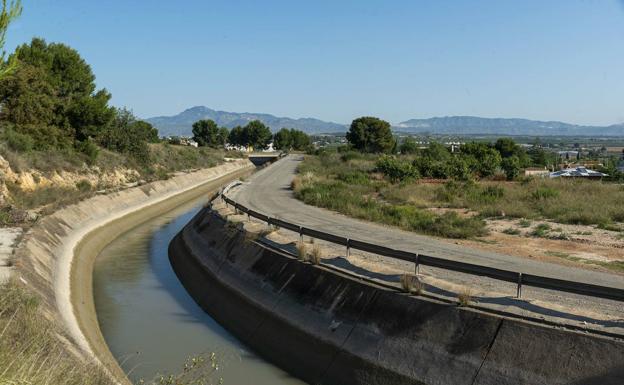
<box><xmin>230</xmin><ymin>155</ymin><xmax>624</xmax><ymax>290</ymax></box>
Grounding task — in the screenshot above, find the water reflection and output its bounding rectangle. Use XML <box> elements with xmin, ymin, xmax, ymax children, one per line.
<box><xmin>93</xmin><ymin>197</ymin><xmax>305</xmax><ymax>385</ymax></box>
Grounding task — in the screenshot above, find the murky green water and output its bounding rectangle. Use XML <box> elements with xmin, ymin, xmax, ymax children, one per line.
<box><xmin>93</xmin><ymin>196</ymin><xmax>306</xmax><ymax>385</ymax></box>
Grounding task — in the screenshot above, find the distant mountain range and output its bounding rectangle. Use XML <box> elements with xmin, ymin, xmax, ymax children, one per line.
<box><xmin>396</xmin><ymin>116</ymin><xmax>624</xmax><ymax>136</ymax></box>
<box><xmin>146</xmin><ymin>107</ymin><xmax>624</xmax><ymax>137</ymax></box>
<box><xmin>146</xmin><ymin>106</ymin><xmax>346</xmax><ymax>136</ymax></box>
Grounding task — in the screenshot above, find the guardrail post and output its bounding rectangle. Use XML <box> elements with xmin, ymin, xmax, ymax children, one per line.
<box><xmin>414</xmin><ymin>253</ymin><xmax>420</xmax><ymax>276</ymax></box>
<box><xmin>346</xmin><ymin>239</ymin><xmax>350</xmax><ymax>259</ymax></box>
<box><xmin>516</xmin><ymin>273</ymin><xmax>523</xmax><ymax>299</ymax></box>
<box><xmin>299</xmin><ymin>227</ymin><xmax>303</xmax><ymax>243</ymax></box>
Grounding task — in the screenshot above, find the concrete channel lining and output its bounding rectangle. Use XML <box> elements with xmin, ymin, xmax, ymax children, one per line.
<box><xmin>169</xmin><ymin>207</ymin><xmax>624</xmax><ymax>385</ymax></box>
<box><xmin>13</xmin><ymin>159</ymin><xmax>255</xmax><ymax>384</ymax></box>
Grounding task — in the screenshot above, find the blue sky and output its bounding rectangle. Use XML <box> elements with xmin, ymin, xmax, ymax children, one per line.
<box><xmin>6</xmin><ymin>0</ymin><xmax>624</xmax><ymax>125</ymax></box>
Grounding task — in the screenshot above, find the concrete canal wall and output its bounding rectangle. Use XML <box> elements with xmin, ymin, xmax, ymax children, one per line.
<box><xmin>169</xmin><ymin>208</ymin><xmax>624</xmax><ymax>385</ymax></box>
<box><xmin>14</xmin><ymin>159</ymin><xmax>255</xmax><ymax>384</ymax></box>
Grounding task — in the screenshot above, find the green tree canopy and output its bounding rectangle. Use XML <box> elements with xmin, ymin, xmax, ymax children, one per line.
<box><xmin>0</xmin><ymin>64</ymin><xmax>55</xmax><ymax>127</ymax></box>
<box><xmin>290</xmin><ymin>129</ymin><xmax>311</xmax><ymax>150</ymax></box>
<box><xmin>0</xmin><ymin>0</ymin><xmax>22</xmax><ymax>79</ymax></box>
<box><xmin>228</xmin><ymin>126</ymin><xmax>245</xmax><ymax>147</ymax></box>
<box><xmin>0</xmin><ymin>38</ymin><xmax>115</xmax><ymax>148</ymax></box>
<box><xmin>273</xmin><ymin>128</ymin><xmax>311</xmax><ymax>151</ymax></box>
<box><xmin>399</xmin><ymin>137</ymin><xmax>419</xmax><ymax>154</ymax></box>
<box><xmin>494</xmin><ymin>138</ymin><xmax>520</xmax><ymax>158</ymax></box>
<box><xmin>273</xmin><ymin>128</ymin><xmax>291</xmax><ymax>150</ymax></box>
<box><xmin>494</xmin><ymin>137</ymin><xmax>530</xmax><ymax>167</ymax></box>
<box><xmin>501</xmin><ymin>156</ymin><xmax>521</xmax><ymax>181</ymax></box>
<box><xmin>346</xmin><ymin>116</ymin><xmax>394</xmax><ymax>153</ymax></box>
<box><xmin>218</xmin><ymin>127</ymin><xmax>229</xmax><ymax>146</ymax></box>
<box><xmin>97</xmin><ymin>108</ymin><xmax>155</xmax><ymax>163</ymax></box>
<box><xmin>244</xmin><ymin>120</ymin><xmax>272</xmax><ymax>150</ymax></box>
<box><xmin>192</xmin><ymin>119</ymin><xmax>226</xmax><ymax>147</ymax></box>
<box><xmin>461</xmin><ymin>142</ymin><xmax>502</xmax><ymax>177</ymax></box>
<box><xmin>422</xmin><ymin>141</ymin><xmax>451</xmax><ymax>161</ymax></box>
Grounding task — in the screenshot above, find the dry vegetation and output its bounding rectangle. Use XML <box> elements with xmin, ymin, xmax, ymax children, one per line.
<box><xmin>0</xmin><ymin>138</ymin><xmax>244</xmax><ymax>223</ymax></box>
<box><xmin>0</xmin><ymin>281</ymin><xmax>112</xmax><ymax>385</ymax></box>
<box><xmin>0</xmin><ymin>281</ymin><xmax>225</xmax><ymax>385</ymax></box>
<box><xmin>293</xmin><ymin>152</ymin><xmax>624</xmax><ymax>239</ymax></box>
<box><xmin>400</xmin><ymin>274</ymin><xmax>424</xmax><ymax>295</ymax></box>
<box><xmin>457</xmin><ymin>288</ymin><xmax>473</xmax><ymax>307</ymax></box>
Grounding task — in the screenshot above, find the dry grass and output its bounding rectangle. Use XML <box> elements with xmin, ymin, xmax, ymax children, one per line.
<box><xmin>0</xmin><ymin>281</ymin><xmax>225</xmax><ymax>385</ymax></box>
<box><xmin>297</xmin><ymin>242</ymin><xmax>307</xmax><ymax>261</ymax></box>
<box><xmin>295</xmin><ymin>153</ymin><xmax>624</xmax><ymax>237</ymax></box>
<box><xmin>308</xmin><ymin>245</ymin><xmax>322</xmax><ymax>265</ymax></box>
<box><xmin>400</xmin><ymin>274</ymin><xmax>424</xmax><ymax>295</ymax></box>
<box><xmin>457</xmin><ymin>288</ymin><xmax>473</xmax><ymax>306</ymax></box>
<box><xmin>0</xmin><ymin>281</ymin><xmax>113</xmax><ymax>385</ymax></box>
<box><xmin>386</xmin><ymin>178</ymin><xmax>624</xmax><ymax>226</ymax></box>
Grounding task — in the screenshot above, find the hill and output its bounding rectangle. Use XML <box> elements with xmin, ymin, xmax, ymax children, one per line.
<box><xmin>148</xmin><ymin>108</ymin><xmax>624</xmax><ymax>137</ymax></box>
<box><xmin>146</xmin><ymin>106</ymin><xmax>347</xmax><ymax>136</ymax></box>
<box><xmin>396</xmin><ymin>116</ymin><xmax>624</xmax><ymax>136</ymax></box>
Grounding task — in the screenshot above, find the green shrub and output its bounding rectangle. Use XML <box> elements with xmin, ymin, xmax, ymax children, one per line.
<box><xmin>4</xmin><ymin>129</ymin><xmax>34</xmax><ymax>152</ymax></box>
<box><xmin>597</xmin><ymin>222</ymin><xmax>623</xmax><ymax>232</ymax></box>
<box><xmin>76</xmin><ymin>139</ymin><xmax>99</xmax><ymax>165</ymax></box>
<box><xmin>75</xmin><ymin>180</ymin><xmax>92</xmax><ymax>192</ymax></box>
<box><xmin>502</xmin><ymin>227</ymin><xmax>521</xmax><ymax>235</ymax></box>
<box><xmin>376</xmin><ymin>155</ymin><xmax>419</xmax><ymax>182</ymax></box>
<box><xmin>530</xmin><ymin>223</ymin><xmax>551</xmax><ymax>237</ymax></box>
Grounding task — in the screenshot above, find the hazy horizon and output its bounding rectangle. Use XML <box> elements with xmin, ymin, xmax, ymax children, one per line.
<box><xmin>148</xmin><ymin>105</ymin><xmax>624</xmax><ymax>127</ymax></box>
<box><xmin>7</xmin><ymin>1</ymin><xmax>624</xmax><ymax>126</ymax></box>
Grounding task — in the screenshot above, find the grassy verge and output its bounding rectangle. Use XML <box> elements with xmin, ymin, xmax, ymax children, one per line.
<box><xmin>385</xmin><ymin>178</ymin><xmax>624</xmax><ymax>226</ymax></box>
<box><xmin>293</xmin><ymin>152</ymin><xmax>624</xmax><ymax>239</ymax></box>
<box><xmin>0</xmin><ymin>281</ymin><xmax>225</xmax><ymax>385</ymax></box>
<box><xmin>294</xmin><ymin>153</ymin><xmax>487</xmax><ymax>239</ymax></box>
<box><xmin>0</xmin><ymin>281</ymin><xmax>112</xmax><ymax>385</ymax></box>
<box><xmin>0</xmin><ymin>141</ymin><xmax>245</xmax><ymax>222</ymax></box>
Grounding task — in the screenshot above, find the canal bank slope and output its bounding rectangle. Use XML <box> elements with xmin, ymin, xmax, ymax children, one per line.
<box><xmin>13</xmin><ymin>158</ymin><xmax>254</xmax><ymax>383</ymax></box>
<box><xmin>169</xmin><ymin>205</ymin><xmax>624</xmax><ymax>385</ymax></box>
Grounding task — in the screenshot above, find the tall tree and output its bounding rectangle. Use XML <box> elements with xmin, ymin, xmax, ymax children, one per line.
<box><xmin>290</xmin><ymin>129</ymin><xmax>311</xmax><ymax>150</ymax></box>
<box><xmin>346</xmin><ymin>116</ymin><xmax>394</xmax><ymax>153</ymax></box>
<box><xmin>273</xmin><ymin>128</ymin><xmax>292</xmax><ymax>150</ymax></box>
<box><xmin>1</xmin><ymin>38</ymin><xmax>115</xmax><ymax>145</ymax></box>
<box><xmin>399</xmin><ymin>137</ymin><xmax>419</xmax><ymax>154</ymax></box>
<box><xmin>0</xmin><ymin>0</ymin><xmax>22</xmax><ymax>79</ymax></box>
<box><xmin>217</xmin><ymin>127</ymin><xmax>229</xmax><ymax>146</ymax></box>
<box><xmin>192</xmin><ymin>119</ymin><xmax>221</xmax><ymax>147</ymax></box>
<box><xmin>228</xmin><ymin>126</ymin><xmax>245</xmax><ymax>147</ymax></box>
<box><xmin>244</xmin><ymin>120</ymin><xmax>272</xmax><ymax>150</ymax></box>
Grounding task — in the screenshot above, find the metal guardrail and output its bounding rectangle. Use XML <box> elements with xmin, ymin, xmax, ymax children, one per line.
<box><xmin>219</xmin><ymin>193</ymin><xmax>624</xmax><ymax>303</ymax></box>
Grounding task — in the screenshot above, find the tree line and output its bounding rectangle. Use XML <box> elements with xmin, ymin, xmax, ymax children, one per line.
<box><xmin>191</xmin><ymin>119</ymin><xmax>311</xmax><ymax>151</ymax></box>
<box><xmin>345</xmin><ymin>116</ymin><xmax>559</xmax><ymax>181</ymax></box>
<box><xmin>0</xmin><ymin>37</ymin><xmax>159</xmax><ymax>164</ymax></box>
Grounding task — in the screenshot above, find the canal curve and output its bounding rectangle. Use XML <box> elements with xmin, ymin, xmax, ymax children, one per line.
<box><xmin>93</xmin><ymin>195</ymin><xmax>306</xmax><ymax>384</ymax></box>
